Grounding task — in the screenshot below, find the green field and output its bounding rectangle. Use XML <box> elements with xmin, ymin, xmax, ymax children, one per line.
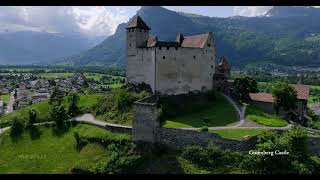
<box><xmin>210</xmin><ymin>129</ymin><xmax>268</xmax><ymax>139</ymax></box>
<box><xmin>0</xmin><ymin>94</ymin><xmax>103</xmax><ymax>125</ymax></box>
<box><xmin>245</xmin><ymin>105</ymin><xmax>288</xmax><ymax>127</ymax></box>
<box><xmin>0</xmin><ymin>93</ymin><xmax>10</xmax><ymax>104</ymax></box>
<box><xmin>35</xmin><ymin>73</ymin><xmax>74</xmax><ymax>79</ymax></box>
<box><xmin>0</xmin><ymin>124</ymin><xmax>129</xmax><ymax>174</ymax></box>
<box><xmin>162</xmin><ymin>93</ymin><xmax>238</xmax><ymax>128</ymax></box>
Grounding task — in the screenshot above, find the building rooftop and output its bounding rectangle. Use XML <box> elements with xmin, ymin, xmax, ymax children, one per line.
<box><xmin>126</xmin><ymin>15</ymin><xmax>150</xmax><ymax>30</ymax></box>
<box><xmin>249</xmin><ymin>93</ymin><xmax>274</xmax><ymax>103</ymax></box>
<box><xmin>250</xmin><ymin>83</ymin><xmax>310</xmax><ymax>103</ymax></box>
<box><xmin>292</xmin><ymin>84</ymin><xmax>309</xmax><ymax>100</ymax></box>
<box><xmin>146</xmin><ymin>33</ymin><xmax>211</xmax><ymax>49</ymax></box>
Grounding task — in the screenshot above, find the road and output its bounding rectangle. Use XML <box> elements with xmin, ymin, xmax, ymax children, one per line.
<box><xmin>5</xmin><ymin>91</ymin><xmax>14</xmax><ymax>114</ymax></box>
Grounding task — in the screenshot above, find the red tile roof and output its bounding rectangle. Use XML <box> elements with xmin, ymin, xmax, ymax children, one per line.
<box><xmin>219</xmin><ymin>56</ymin><xmax>230</xmax><ymax>71</ymax></box>
<box><xmin>249</xmin><ymin>84</ymin><xmax>310</xmax><ymax>103</ymax></box>
<box><xmin>181</xmin><ymin>33</ymin><xmax>210</xmax><ymax>48</ymax></box>
<box><xmin>292</xmin><ymin>84</ymin><xmax>310</xmax><ymax>100</ymax></box>
<box><xmin>249</xmin><ymin>93</ymin><xmax>274</xmax><ymax>103</ymax></box>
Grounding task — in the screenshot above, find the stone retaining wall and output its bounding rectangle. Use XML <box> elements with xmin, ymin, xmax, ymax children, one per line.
<box><xmin>156</xmin><ymin>127</ymin><xmax>257</xmax><ymax>151</ymax></box>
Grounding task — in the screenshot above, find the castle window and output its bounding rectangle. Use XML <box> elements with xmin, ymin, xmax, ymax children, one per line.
<box><xmin>175</xmin><ymin>47</ymin><xmax>178</xmax><ymax>50</ymax></box>
<box><xmin>211</xmin><ymin>65</ymin><xmax>213</xmax><ymax>69</ymax></box>
<box><xmin>163</xmin><ymin>56</ymin><xmax>165</xmax><ymax>60</ymax></box>
<box><xmin>129</xmin><ymin>43</ymin><xmax>131</xmax><ymax>47</ymax></box>
<box><xmin>207</xmin><ymin>43</ymin><xmax>211</xmax><ymax>47</ymax></box>
<box><xmin>167</xmin><ymin>47</ymin><xmax>169</xmax><ymax>50</ymax></box>
<box><xmin>193</xmin><ymin>56</ymin><xmax>196</xmax><ymax>60</ymax></box>
<box><xmin>132</xmin><ymin>29</ymin><xmax>134</xmax><ymax>32</ymax></box>
<box><xmin>139</xmin><ymin>29</ymin><xmax>141</xmax><ymax>32</ymax></box>
<box><xmin>159</xmin><ymin>47</ymin><xmax>161</xmax><ymax>50</ymax></box>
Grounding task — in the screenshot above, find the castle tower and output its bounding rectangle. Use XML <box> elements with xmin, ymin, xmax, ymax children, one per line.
<box><xmin>218</xmin><ymin>56</ymin><xmax>231</xmax><ymax>78</ymax></box>
<box><xmin>126</xmin><ymin>15</ymin><xmax>150</xmax><ymax>56</ymax></box>
<box><xmin>126</xmin><ymin>15</ymin><xmax>151</xmax><ymax>86</ymax></box>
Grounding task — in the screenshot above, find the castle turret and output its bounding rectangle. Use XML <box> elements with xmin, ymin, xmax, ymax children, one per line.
<box><xmin>126</xmin><ymin>15</ymin><xmax>150</xmax><ymax>56</ymax></box>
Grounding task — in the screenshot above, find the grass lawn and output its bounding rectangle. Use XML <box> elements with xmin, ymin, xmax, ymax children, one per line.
<box><xmin>210</xmin><ymin>129</ymin><xmax>268</xmax><ymax>140</ymax></box>
<box><xmin>109</xmin><ymin>84</ymin><xmax>123</xmax><ymax>89</ymax></box>
<box><xmin>0</xmin><ymin>124</ymin><xmax>129</xmax><ymax>174</ymax></box>
<box><xmin>35</xmin><ymin>73</ymin><xmax>74</xmax><ymax>79</ymax></box>
<box><xmin>162</xmin><ymin>93</ymin><xmax>238</xmax><ymax>128</ymax></box>
<box><xmin>245</xmin><ymin>105</ymin><xmax>288</xmax><ymax>127</ymax></box>
<box><xmin>0</xmin><ymin>94</ymin><xmax>102</xmax><ymax>125</ymax></box>
<box><xmin>0</xmin><ymin>93</ymin><xmax>10</xmax><ymax>104</ymax></box>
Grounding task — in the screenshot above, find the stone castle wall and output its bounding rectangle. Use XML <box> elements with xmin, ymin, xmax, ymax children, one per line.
<box><xmin>126</xmin><ymin>27</ymin><xmax>216</xmax><ymax>95</ymax></box>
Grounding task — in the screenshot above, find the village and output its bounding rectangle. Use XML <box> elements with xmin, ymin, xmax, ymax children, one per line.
<box><xmin>0</xmin><ymin>72</ymin><xmax>124</xmax><ymax>115</ymax></box>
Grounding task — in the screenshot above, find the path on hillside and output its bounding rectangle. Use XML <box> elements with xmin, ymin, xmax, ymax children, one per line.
<box><xmin>5</xmin><ymin>91</ymin><xmax>14</xmax><ymax>114</ymax></box>
<box><xmin>1</xmin><ymin>114</ymin><xmax>319</xmax><ymax>137</ymax></box>
<box><xmin>221</xmin><ymin>93</ymin><xmax>246</xmax><ymax>127</ymax></box>
<box><xmin>75</xmin><ymin>114</ymin><xmax>132</xmax><ymax>128</ymax></box>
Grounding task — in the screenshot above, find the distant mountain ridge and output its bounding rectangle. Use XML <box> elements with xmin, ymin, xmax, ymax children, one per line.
<box><xmin>56</xmin><ymin>6</ymin><xmax>320</xmax><ymax>67</ymax></box>
<box><xmin>0</xmin><ymin>29</ymin><xmax>106</xmax><ymax>65</ymax></box>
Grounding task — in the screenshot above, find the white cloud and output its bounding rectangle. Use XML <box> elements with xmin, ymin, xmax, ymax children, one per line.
<box><xmin>0</xmin><ymin>6</ymin><xmax>131</xmax><ymax>37</ymax></box>
<box><xmin>233</xmin><ymin>6</ymin><xmax>273</xmax><ymax>17</ymax></box>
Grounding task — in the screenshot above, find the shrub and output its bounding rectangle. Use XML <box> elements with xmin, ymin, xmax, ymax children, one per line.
<box><xmin>94</xmin><ymin>143</ymin><xmax>142</xmax><ymax>174</ymax></box>
<box><xmin>200</xmin><ymin>126</ymin><xmax>208</xmax><ymax>132</ymax></box>
<box><xmin>241</xmin><ymin>126</ymin><xmax>316</xmax><ymax>174</ymax></box>
<box><xmin>74</xmin><ymin>132</ymin><xmax>88</xmax><ymax>150</ymax></box>
<box><xmin>180</xmin><ymin>144</ymin><xmax>230</xmax><ymax>168</ymax></box>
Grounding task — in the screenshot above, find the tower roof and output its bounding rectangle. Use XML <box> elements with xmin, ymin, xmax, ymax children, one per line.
<box><xmin>219</xmin><ymin>56</ymin><xmax>230</xmax><ymax>70</ymax></box>
<box><xmin>126</xmin><ymin>15</ymin><xmax>150</xmax><ymax>30</ymax></box>
<box><xmin>176</xmin><ymin>33</ymin><xmax>184</xmax><ymax>44</ymax></box>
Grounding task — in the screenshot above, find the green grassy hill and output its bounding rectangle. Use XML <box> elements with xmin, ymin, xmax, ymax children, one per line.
<box><xmin>162</xmin><ymin>93</ymin><xmax>238</xmax><ymax>128</ymax></box>
<box><xmin>0</xmin><ymin>124</ymin><xmax>129</xmax><ymax>174</ymax></box>
<box><xmin>245</xmin><ymin>105</ymin><xmax>288</xmax><ymax>127</ymax></box>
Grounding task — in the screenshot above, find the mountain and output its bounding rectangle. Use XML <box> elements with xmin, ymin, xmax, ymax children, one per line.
<box><xmin>63</xmin><ymin>6</ymin><xmax>320</xmax><ymax>67</ymax></box>
<box><xmin>0</xmin><ymin>30</ymin><xmax>104</xmax><ymax>65</ymax></box>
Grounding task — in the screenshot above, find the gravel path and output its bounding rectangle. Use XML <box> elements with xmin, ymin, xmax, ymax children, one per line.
<box><xmin>75</xmin><ymin>114</ymin><xmax>132</xmax><ymax>128</ymax></box>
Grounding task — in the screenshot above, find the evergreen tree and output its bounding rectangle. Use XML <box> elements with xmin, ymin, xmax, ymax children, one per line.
<box><xmin>67</xmin><ymin>92</ymin><xmax>80</xmax><ymax>117</ymax></box>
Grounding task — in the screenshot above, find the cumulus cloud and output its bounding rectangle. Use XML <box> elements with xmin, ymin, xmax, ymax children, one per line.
<box><xmin>233</xmin><ymin>6</ymin><xmax>273</xmax><ymax>17</ymax></box>
<box><xmin>0</xmin><ymin>6</ymin><xmax>131</xmax><ymax>37</ymax></box>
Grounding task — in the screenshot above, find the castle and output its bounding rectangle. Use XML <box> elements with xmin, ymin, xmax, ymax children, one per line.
<box><xmin>126</xmin><ymin>15</ymin><xmax>217</xmax><ymax>95</ymax></box>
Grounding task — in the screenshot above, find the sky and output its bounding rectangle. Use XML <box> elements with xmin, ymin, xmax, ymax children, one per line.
<box><xmin>0</xmin><ymin>6</ymin><xmax>300</xmax><ymax>38</ymax></box>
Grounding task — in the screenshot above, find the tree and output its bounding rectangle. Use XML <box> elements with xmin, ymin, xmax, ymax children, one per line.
<box><xmin>26</xmin><ymin>109</ymin><xmax>39</xmax><ymax>128</ymax></box>
<box><xmin>49</xmin><ymin>102</ymin><xmax>67</xmax><ymax>128</ymax></box>
<box><xmin>10</xmin><ymin>117</ymin><xmax>24</xmax><ymax>139</ymax></box>
<box><xmin>67</xmin><ymin>92</ymin><xmax>80</xmax><ymax>117</ymax></box>
<box><xmin>272</xmin><ymin>81</ymin><xmax>298</xmax><ymax>115</ymax></box>
<box><xmin>234</xmin><ymin>75</ymin><xmax>258</xmax><ymax>102</ymax></box>
<box><xmin>13</xmin><ymin>89</ymin><xmax>17</xmax><ymax>99</ymax></box>
<box><xmin>49</xmin><ymin>86</ymin><xmax>64</xmax><ymax>105</ymax></box>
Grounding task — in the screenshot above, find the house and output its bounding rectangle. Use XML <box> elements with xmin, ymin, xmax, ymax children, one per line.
<box><xmin>32</xmin><ymin>93</ymin><xmax>49</xmax><ymax>103</ymax></box>
<box><xmin>126</xmin><ymin>15</ymin><xmax>215</xmax><ymax>95</ymax></box>
<box><xmin>249</xmin><ymin>82</ymin><xmax>310</xmax><ymax>122</ymax></box>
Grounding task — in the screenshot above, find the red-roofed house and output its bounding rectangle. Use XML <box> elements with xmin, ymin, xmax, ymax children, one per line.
<box><xmin>249</xmin><ymin>83</ymin><xmax>310</xmax><ymax>122</ymax></box>
<box><xmin>126</xmin><ymin>15</ymin><xmax>215</xmax><ymax>95</ymax></box>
